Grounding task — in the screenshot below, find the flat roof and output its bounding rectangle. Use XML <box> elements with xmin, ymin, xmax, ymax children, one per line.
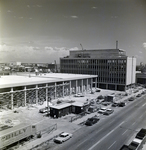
<box><xmin>72</xmin><ymin>102</ymin><xmax>85</xmax><ymax>107</ymax></box>
<box><xmin>50</xmin><ymin>103</ymin><xmax>71</xmax><ymax>109</ymax></box>
<box><xmin>0</xmin><ymin>73</ymin><xmax>97</xmax><ymax>89</ymax></box>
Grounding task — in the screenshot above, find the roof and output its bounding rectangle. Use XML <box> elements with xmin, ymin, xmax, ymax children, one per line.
<box><xmin>132</xmin><ymin>138</ymin><xmax>142</xmax><ymax>144</ymax></box>
<box><xmin>0</xmin><ymin>73</ymin><xmax>97</xmax><ymax>89</ymax></box>
<box><xmin>72</xmin><ymin>102</ymin><xmax>85</xmax><ymax>107</ymax></box>
<box><xmin>50</xmin><ymin>103</ymin><xmax>71</xmax><ymax>109</ymax></box>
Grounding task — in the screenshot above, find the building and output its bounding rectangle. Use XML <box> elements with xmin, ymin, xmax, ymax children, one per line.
<box><xmin>0</xmin><ymin>73</ymin><xmax>97</xmax><ymax>109</ymax></box>
<box><xmin>60</xmin><ymin>49</ymin><xmax>136</xmax><ymax>91</ymax></box>
<box><xmin>136</xmin><ymin>73</ymin><xmax>146</xmax><ymax>85</ymax></box>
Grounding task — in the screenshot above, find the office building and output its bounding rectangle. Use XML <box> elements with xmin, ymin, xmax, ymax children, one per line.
<box><xmin>60</xmin><ymin>49</ymin><xmax>136</xmax><ymax>91</ymax></box>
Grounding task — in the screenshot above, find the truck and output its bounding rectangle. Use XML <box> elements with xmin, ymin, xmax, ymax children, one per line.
<box><xmin>0</xmin><ymin>123</ymin><xmax>37</xmax><ymax>150</ymax></box>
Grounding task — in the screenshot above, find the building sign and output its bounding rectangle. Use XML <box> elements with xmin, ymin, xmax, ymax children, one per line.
<box><xmin>1</xmin><ymin>128</ymin><xmax>27</xmax><ymax>142</ymax></box>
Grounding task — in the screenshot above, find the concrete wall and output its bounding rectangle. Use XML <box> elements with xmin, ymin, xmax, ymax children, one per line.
<box><xmin>126</xmin><ymin>57</ymin><xmax>136</xmax><ymax>85</ymax></box>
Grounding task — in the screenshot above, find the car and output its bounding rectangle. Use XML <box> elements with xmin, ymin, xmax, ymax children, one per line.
<box><xmin>112</xmin><ymin>102</ymin><xmax>119</xmax><ymax>107</ymax></box>
<box><xmin>39</xmin><ymin>107</ymin><xmax>49</xmax><ymax>113</ymax></box>
<box><xmin>136</xmin><ymin>94</ymin><xmax>141</xmax><ymax>97</ymax></box>
<box><xmin>128</xmin><ymin>97</ymin><xmax>135</xmax><ymax>101</ymax></box>
<box><xmin>118</xmin><ymin>102</ymin><xmax>126</xmax><ymax>107</ymax></box>
<box><xmin>103</xmin><ymin>109</ymin><xmax>114</xmax><ymax>115</ymax></box>
<box><xmin>54</xmin><ymin>132</ymin><xmax>72</xmax><ymax>143</ymax></box>
<box><xmin>85</xmin><ymin>116</ymin><xmax>100</xmax><ymax>126</ymax></box>
<box><xmin>102</xmin><ymin>102</ymin><xmax>111</xmax><ymax>106</ymax></box>
<box><xmin>74</xmin><ymin>93</ymin><xmax>84</xmax><ymax>97</ymax></box>
<box><xmin>98</xmin><ymin>107</ymin><xmax>107</xmax><ymax>114</ymax></box>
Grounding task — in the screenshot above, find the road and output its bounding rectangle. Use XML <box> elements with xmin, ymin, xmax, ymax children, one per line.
<box><xmin>50</xmin><ymin>95</ymin><xmax>146</xmax><ymax>150</ymax></box>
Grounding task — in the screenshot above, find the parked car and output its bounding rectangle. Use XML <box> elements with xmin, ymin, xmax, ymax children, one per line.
<box><xmin>74</xmin><ymin>93</ymin><xmax>84</xmax><ymax>97</ymax></box>
<box><xmin>103</xmin><ymin>109</ymin><xmax>114</xmax><ymax>115</ymax></box>
<box><xmin>128</xmin><ymin>97</ymin><xmax>135</xmax><ymax>101</ymax></box>
<box><xmin>136</xmin><ymin>94</ymin><xmax>141</xmax><ymax>97</ymax></box>
<box><xmin>39</xmin><ymin>107</ymin><xmax>49</xmax><ymax>113</ymax></box>
<box><xmin>85</xmin><ymin>116</ymin><xmax>100</xmax><ymax>126</ymax></box>
<box><xmin>118</xmin><ymin>102</ymin><xmax>126</xmax><ymax>107</ymax></box>
<box><xmin>112</xmin><ymin>102</ymin><xmax>119</xmax><ymax>107</ymax></box>
<box><xmin>54</xmin><ymin>132</ymin><xmax>72</xmax><ymax>143</ymax></box>
<box><xmin>102</xmin><ymin>102</ymin><xmax>111</xmax><ymax>106</ymax></box>
<box><xmin>98</xmin><ymin>107</ymin><xmax>107</xmax><ymax>114</ymax></box>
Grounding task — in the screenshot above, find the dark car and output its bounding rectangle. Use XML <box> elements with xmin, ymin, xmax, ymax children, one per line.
<box><xmin>85</xmin><ymin>117</ymin><xmax>100</xmax><ymax>126</ymax></box>
<box><xmin>102</xmin><ymin>102</ymin><xmax>111</xmax><ymax>106</ymax></box>
<box><xmin>112</xmin><ymin>102</ymin><xmax>119</xmax><ymax>107</ymax></box>
<box><xmin>118</xmin><ymin>102</ymin><xmax>126</xmax><ymax>107</ymax></box>
<box><xmin>128</xmin><ymin>97</ymin><xmax>135</xmax><ymax>101</ymax></box>
<box><xmin>103</xmin><ymin>109</ymin><xmax>114</xmax><ymax>115</ymax></box>
<box><xmin>136</xmin><ymin>94</ymin><xmax>141</xmax><ymax>97</ymax></box>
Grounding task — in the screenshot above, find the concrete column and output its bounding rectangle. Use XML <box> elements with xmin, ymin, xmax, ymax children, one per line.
<box><xmin>70</xmin><ymin>81</ymin><xmax>71</xmax><ymax>95</ymax></box>
<box><xmin>86</xmin><ymin>78</ymin><xmax>88</xmax><ymax>91</ymax></box>
<box><xmin>63</xmin><ymin>82</ymin><xmax>64</xmax><ymax>97</ymax></box>
<box><xmin>46</xmin><ymin>84</ymin><xmax>48</xmax><ymax>107</ymax></box>
<box><xmin>76</xmin><ymin>80</ymin><xmax>78</xmax><ymax>94</ymax></box>
<box><xmin>36</xmin><ymin>85</ymin><xmax>38</xmax><ymax>104</ymax></box>
<box><xmin>24</xmin><ymin>86</ymin><xmax>26</xmax><ymax>107</ymax></box>
<box><xmin>115</xmin><ymin>85</ymin><xmax>117</xmax><ymax>91</ymax></box>
<box><xmin>81</xmin><ymin>79</ymin><xmax>83</xmax><ymax>93</ymax></box>
<box><xmin>55</xmin><ymin>82</ymin><xmax>57</xmax><ymax>99</ymax></box>
<box><xmin>95</xmin><ymin>78</ymin><xmax>97</xmax><ymax>88</ymax></box>
<box><xmin>106</xmin><ymin>84</ymin><xmax>108</xmax><ymax>89</ymax></box>
<box><xmin>11</xmin><ymin>87</ymin><xmax>14</xmax><ymax>110</ymax></box>
<box><xmin>91</xmin><ymin>78</ymin><xmax>93</xmax><ymax>90</ymax></box>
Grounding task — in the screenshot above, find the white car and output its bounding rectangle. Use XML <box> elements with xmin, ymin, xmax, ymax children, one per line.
<box><xmin>98</xmin><ymin>107</ymin><xmax>107</xmax><ymax>114</ymax></box>
<box><xmin>54</xmin><ymin>132</ymin><xmax>72</xmax><ymax>143</ymax></box>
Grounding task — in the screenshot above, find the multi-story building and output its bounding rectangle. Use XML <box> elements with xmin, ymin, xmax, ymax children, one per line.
<box><xmin>60</xmin><ymin>49</ymin><xmax>136</xmax><ymax>91</ymax></box>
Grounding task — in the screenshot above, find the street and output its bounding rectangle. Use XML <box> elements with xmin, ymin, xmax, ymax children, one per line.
<box><xmin>51</xmin><ymin>95</ymin><xmax>146</xmax><ymax>150</ymax></box>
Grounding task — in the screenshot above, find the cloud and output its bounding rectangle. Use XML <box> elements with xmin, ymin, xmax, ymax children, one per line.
<box><xmin>92</xmin><ymin>7</ymin><xmax>97</xmax><ymax>9</ymax></box>
<box><xmin>44</xmin><ymin>47</ymin><xmax>53</xmax><ymax>50</ymax></box>
<box><xmin>33</xmin><ymin>47</ymin><xmax>40</xmax><ymax>50</ymax></box>
<box><xmin>139</xmin><ymin>51</ymin><xmax>142</xmax><ymax>54</ymax></box>
<box><xmin>71</xmin><ymin>16</ymin><xmax>78</xmax><ymax>19</ymax></box>
<box><xmin>69</xmin><ymin>47</ymin><xmax>78</xmax><ymax>50</ymax></box>
<box><xmin>0</xmin><ymin>45</ymin><xmax>77</xmax><ymax>63</ymax></box>
<box><xmin>55</xmin><ymin>47</ymin><xmax>68</xmax><ymax>51</ymax></box>
<box><xmin>143</xmin><ymin>43</ymin><xmax>146</xmax><ymax>49</ymax></box>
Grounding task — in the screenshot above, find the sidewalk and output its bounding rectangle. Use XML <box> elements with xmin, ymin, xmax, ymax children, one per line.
<box><xmin>19</xmin><ymin>129</ymin><xmax>62</xmax><ymax>150</ymax></box>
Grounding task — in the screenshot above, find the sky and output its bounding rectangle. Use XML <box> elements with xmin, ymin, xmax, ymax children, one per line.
<box><xmin>0</xmin><ymin>0</ymin><xmax>146</xmax><ymax>64</ymax></box>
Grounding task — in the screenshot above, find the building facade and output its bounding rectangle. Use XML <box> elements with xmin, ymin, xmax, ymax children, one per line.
<box><xmin>0</xmin><ymin>73</ymin><xmax>97</xmax><ymax>109</ymax></box>
<box><xmin>60</xmin><ymin>49</ymin><xmax>136</xmax><ymax>91</ymax></box>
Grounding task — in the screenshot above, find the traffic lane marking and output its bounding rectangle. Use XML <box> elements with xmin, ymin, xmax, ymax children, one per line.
<box><xmin>108</xmin><ymin>141</ymin><xmax>116</xmax><ymax>150</ymax></box>
<box><xmin>77</xmin><ymin>127</ymin><xmax>104</xmax><ymax>147</ymax></box>
<box><xmin>122</xmin><ymin>129</ymin><xmax>128</xmax><ymax>135</ymax></box>
<box><xmin>88</xmin><ymin>121</ymin><xmax>124</xmax><ymax>150</ymax></box>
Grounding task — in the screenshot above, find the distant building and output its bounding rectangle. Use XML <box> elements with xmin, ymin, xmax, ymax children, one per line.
<box><xmin>60</xmin><ymin>49</ymin><xmax>136</xmax><ymax>91</ymax></box>
<box><xmin>136</xmin><ymin>73</ymin><xmax>146</xmax><ymax>84</ymax></box>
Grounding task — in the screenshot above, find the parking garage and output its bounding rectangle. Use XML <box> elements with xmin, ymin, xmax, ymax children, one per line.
<box><xmin>0</xmin><ymin>73</ymin><xmax>97</xmax><ymax>109</ymax></box>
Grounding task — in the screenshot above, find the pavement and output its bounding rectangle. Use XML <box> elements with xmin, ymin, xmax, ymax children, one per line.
<box><xmin>0</xmin><ymin>87</ymin><xmax>145</xmax><ymax>150</ymax></box>
<box><xmin>16</xmin><ymin>88</ymin><xmax>146</xmax><ymax>150</ymax></box>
